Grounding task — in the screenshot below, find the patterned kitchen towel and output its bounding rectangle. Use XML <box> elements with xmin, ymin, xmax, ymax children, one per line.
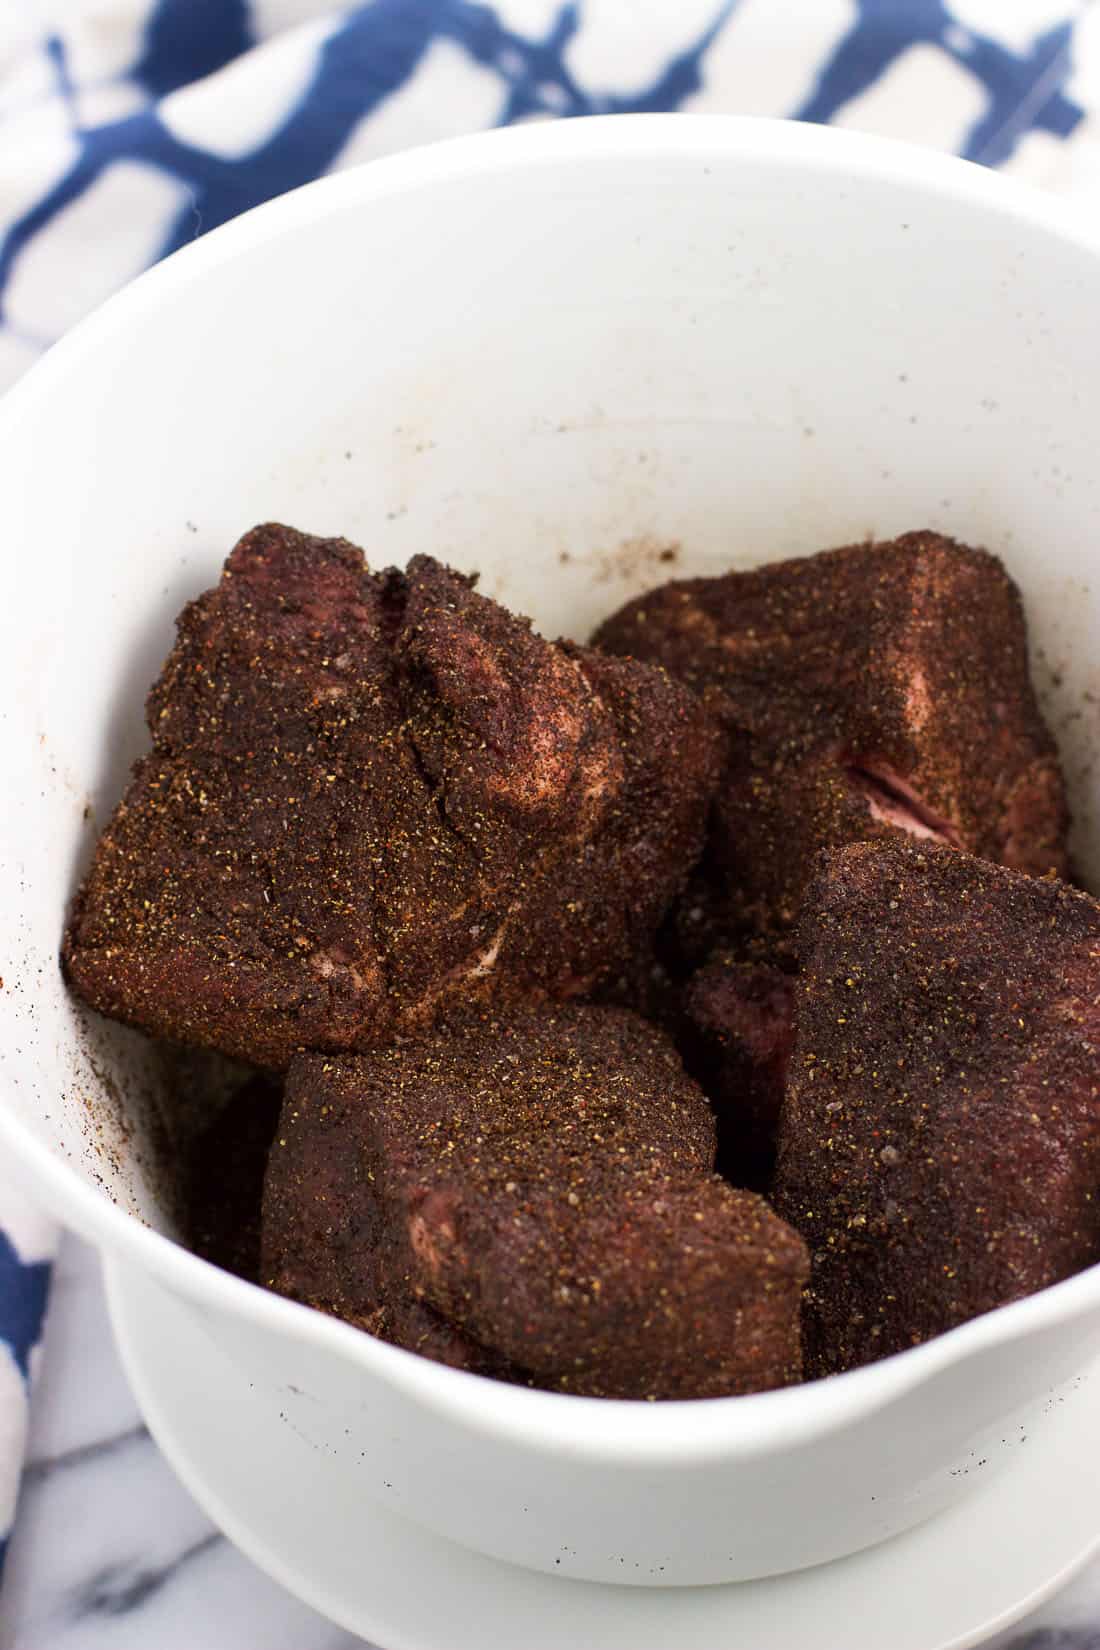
<box><xmin>0</xmin><ymin>1169</ymin><xmax>54</xmax><ymax>1578</ymax></box>
<box><xmin>1</xmin><ymin>0</ymin><xmax>1099</xmax><ymax>1584</ymax></box>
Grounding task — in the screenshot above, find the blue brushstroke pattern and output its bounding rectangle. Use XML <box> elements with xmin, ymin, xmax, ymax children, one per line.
<box><xmin>0</xmin><ymin>1233</ymin><xmax>50</xmax><ymax>1381</ymax></box>
<box><xmin>131</xmin><ymin>0</ymin><xmax>254</xmax><ymax>98</ymax></box>
<box><xmin>0</xmin><ymin>0</ymin><xmax>737</xmax><ymax>312</ymax></box>
<box><xmin>796</xmin><ymin>0</ymin><xmax>1083</xmax><ymax>163</ymax></box>
<box><xmin>0</xmin><ymin>0</ymin><xmax>1087</xmax><ymax>325</ymax></box>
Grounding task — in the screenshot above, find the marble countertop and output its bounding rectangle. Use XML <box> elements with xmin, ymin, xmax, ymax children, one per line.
<box><xmin>3</xmin><ymin>1236</ymin><xmax>1100</xmax><ymax>1650</ymax></box>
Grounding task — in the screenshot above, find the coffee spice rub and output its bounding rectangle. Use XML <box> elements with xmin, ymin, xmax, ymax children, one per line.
<box><xmin>263</xmin><ymin>1004</ymin><xmax>809</xmax><ymax>1399</ymax></box>
<box><xmin>774</xmin><ymin>839</ymin><xmax>1100</xmax><ymax>1377</ymax></box>
<box><xmin>63</xmin><ymin>519</ymin><xmax>1094</xmax><ymax>1396</ymax></box>
<box><xmin>594</xmin><ymin>532</ymin><xmax>1067</xmax><ymax>952</ymax></box>
<box><xmin>64</xmin><ymin>525</ymin><xmax>721</xmax><ymax>1069</ymax></box>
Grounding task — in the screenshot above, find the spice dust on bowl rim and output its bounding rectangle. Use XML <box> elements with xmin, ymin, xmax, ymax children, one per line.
<box><xmin>3</xmin><ymin>114</ymin><xmax>1100</xmax><ymax>1590</ymax></box>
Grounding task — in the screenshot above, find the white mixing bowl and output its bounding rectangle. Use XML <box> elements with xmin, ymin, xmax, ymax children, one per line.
<box><xmin>3</xmin><ymin>115</ymin><xmax>1100</xmax><ymax>1589</ymax></box>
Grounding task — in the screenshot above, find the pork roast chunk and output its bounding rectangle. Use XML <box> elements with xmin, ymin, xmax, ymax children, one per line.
<box><xmin>773</xmin><ymin>840</ymin><xmax>1100</xmax><ymax>1377</ymax></box>
<box><xmin>262</xmin><ymin>1004</ymin><xmax>808</xmax><ymax>1398</ymax></box>
<box><xmin>64</xmin><ymin>525</ymin><xmax>721</xmax><ymax>1068</ymax></box>
<box><xmin>594</xmin><ymin>532</ymin><xmax>1067</xmax><ymax>951</ymax></box>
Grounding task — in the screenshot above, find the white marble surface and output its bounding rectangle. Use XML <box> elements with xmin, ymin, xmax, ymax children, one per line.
<box><xmin>2</xmin><ymin>1234</ymin><xmax>368</xmax><ymax>1650</ymax></box>
<box><xmin>4</xmin><ymin>1234</ymin><xmax>1100</xmax><ymax>1650</ymax></box>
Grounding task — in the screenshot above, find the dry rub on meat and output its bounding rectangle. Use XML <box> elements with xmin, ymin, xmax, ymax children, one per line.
<box><xmin>64</xmin><ymin>525</ymin><xmax>721</xmax><ymax>1069</ymax></box>
<box><xmin>773</xmin><ymin>840</ymin><xmax>1100</xmax><ymax>1377</ymax></box>
<box><xmin>593</xmin><ymin>532</ymin><xmax>1067</xmax><ymax>952</ymax></box>
<box><xmin>262</xmin><ymin>1004</ymin><xmax>808</xmax><ymax>1399</ymax></box>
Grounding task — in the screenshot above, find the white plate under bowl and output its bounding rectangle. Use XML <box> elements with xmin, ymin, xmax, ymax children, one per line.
<box><xmin>106</xmin><ymin>1256</ymin><xmax>1100</xmax><ymax>1650</ymax></box>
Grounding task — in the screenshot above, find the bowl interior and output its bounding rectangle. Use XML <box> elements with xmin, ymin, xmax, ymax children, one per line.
<box><xmin>3</xmin><ymin>116</ymin><xmax>1100</xmax><ymax>1248</ymax></box>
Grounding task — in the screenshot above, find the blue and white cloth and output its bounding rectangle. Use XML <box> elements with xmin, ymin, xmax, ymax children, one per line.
<box><xmin>2</xmin><ymin>0</ymin><xmax>1098</xmax><ymax>1581</ymax></box>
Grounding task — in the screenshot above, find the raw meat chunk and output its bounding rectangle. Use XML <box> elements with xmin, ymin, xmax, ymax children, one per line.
<box><xmin>64</xmin><ymin>525</ymin><xmax>721</xmax><ymax>1067</ymax></box>
<box><xmin>773</xmin><ymin>840</ymin><xmax>1100</xmax><ymax>1376</ymax></box>
<box><xmin>594</xmin><ymin>532</ymin><xmax>1067</xmax><ymax>950</ymax></box>
<box><xmin>263</xmin><ymin>1004</ymin><xmax>807</xmax><ymax>1398</ymax></box>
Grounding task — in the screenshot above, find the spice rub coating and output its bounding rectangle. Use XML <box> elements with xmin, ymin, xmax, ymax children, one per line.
<box><xmin>64</xmin><ymin>524</ymin><xmax>721</xmax><ymax>1068</ymax></box>
<box><xmin>262</xmin><ymin>1004</ymin><xmax>808</xmax><ymax>1398</ymax></box>
<box><xmin>593</xmin><ymin>532</ymin><xmax>1067</xmax><ymax>950</ymax></box>
<box><xmin>773</xmin><ymin>839</ymin><xmax>1100</xmax><ymax>1377</ymax></box>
